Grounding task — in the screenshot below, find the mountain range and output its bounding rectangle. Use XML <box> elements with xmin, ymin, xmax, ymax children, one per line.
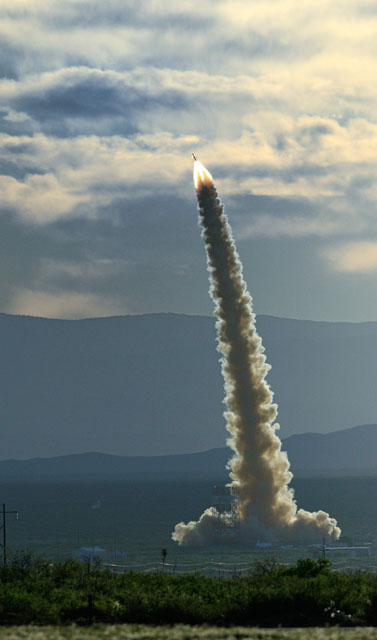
<box><xmin>0</xmin><ymin>312</ymin><xmax>376</xmax><ymax>459</ymax></box>
<box><xmin>0</xmin><ymin>424</ymin><xmax>376</xmax><ymax>479</ymax></box>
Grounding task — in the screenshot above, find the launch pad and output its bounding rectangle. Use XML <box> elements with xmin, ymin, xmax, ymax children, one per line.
<box><xmin>210</xmin><ymin>485</ymin><xmax>240</xmax><ymax>538</ymax></box>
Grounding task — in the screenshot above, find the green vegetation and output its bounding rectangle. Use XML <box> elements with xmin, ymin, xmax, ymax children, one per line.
<box><xmin>1</xmin><ymin>553</ymin><xmax>377</xmax><ymax>627</ymax></box>
<box><xmin>2</xmin><ymin>627</ymin><xmax>377</xmax><ymax>640</ymax></box>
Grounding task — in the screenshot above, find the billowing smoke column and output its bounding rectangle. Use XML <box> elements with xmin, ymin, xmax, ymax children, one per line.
<box><xmin>172</xmin><ymin>158</ymin><xmax>341</xmax><ymax>546</ymax></box>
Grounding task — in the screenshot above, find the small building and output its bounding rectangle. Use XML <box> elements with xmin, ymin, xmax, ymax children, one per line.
<box><xmin>210</xmin><ymin>484</ymin><xmax>240</xmax><ymax>537</ymax></box>
<box><xmin>72</xmin><ymin>546</ymin><xmax>107</xmax><ymax>561</ymax></box>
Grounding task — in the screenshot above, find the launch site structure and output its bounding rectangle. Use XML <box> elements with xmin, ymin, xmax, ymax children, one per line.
<box><xmin>210</xmin><ymin>485</ymin><xmax>240</xmax><ymax>538</ymax></box>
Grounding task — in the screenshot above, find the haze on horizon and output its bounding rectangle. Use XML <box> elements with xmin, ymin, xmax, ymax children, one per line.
<box><xmin>1</xmin><ymin>1</ymin><xmax>377</xmax><ymax>323</ymax></box>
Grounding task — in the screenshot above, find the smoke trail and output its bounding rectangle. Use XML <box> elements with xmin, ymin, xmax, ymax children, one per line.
<box><xmin>172</xmin><ymin>159</ymin><xmax>340</xmax><ymax>546</ymax></box>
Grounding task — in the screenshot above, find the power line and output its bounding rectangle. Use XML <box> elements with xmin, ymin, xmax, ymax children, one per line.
<box><xmin>0</xmin><ymin>503</ymin><xmax>19</xmax><ymax>566</ymax></box>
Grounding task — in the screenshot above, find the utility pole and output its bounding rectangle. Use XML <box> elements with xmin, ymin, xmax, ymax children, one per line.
<box><xmin>0</xmin><ymin>503</ymin><xmax>19</xmax><ymax>566</ymax></box>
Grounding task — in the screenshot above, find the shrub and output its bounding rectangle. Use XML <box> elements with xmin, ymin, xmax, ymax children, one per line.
<box><xmin>0</xmin><ymin>554</ymin><xmax>376</xmax><ymax>626</ymax></box>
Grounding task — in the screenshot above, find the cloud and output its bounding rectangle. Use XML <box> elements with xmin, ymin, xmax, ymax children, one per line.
<box><xmin>1</xmin><ymin>0</ymin><xmax>377</xmax><ymax>319</ymax></box>
<box><xmin>8</xmin><ymin>289</ymin><xmax>127</xmax><ymax>319</ymax></box>
<box><xmin>324</xmin><ymin>241</ymin><xmax>377</xmax><ymax>273</ymax></box>
<box><xmin>0</xmin><ymin>131</ymin><xmax>204</xmax><ymax>224</ymax></box>
<box><xmin>0</xmin><ymin>1</ymin><xmax>217</xmax><ymax>76</ymax></box>
<box><xmin>0</xmin><ymin>191</ymin><xmax>210</xmax><ymax>320</ymax></box>
<box><xmin>0</xmin><ymin>111</ymin><xmax>376</xmax><ymax>233</ymax></box>
<box><xmin>0</xmin><ymin>172</ymin><xmax>87</xmax><ymax>223</ymax></box>
<box><xmin>0</xmin><ymin>39</ymin><xmax>23</xmax><ymax>79</ymax></box>
<box><xmin>36</xmin><ymin>0</ymin><xmax>213</xmax><ymax>32</ymax></box>
<box><xmin>2</xmin><ymin>67</ymin><xmax>190</xmax><ymax>138</ymax></box>
<box><xmin>238</xmin><ymin>214</ymin><xmax>340</xmax><ymax>239</ymax></box>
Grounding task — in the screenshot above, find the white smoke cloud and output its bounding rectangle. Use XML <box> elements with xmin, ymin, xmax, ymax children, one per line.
<box><xmin>172</xmin><ymin>161</ymin><xmax>341</xmax><ymax>546</ymax></box>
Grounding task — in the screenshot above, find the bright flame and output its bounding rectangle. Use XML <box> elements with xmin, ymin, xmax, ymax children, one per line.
<box><xmin>193</xmin><ymin>160</ymin><xmax>213</xmax><ymax>190</ymax></box>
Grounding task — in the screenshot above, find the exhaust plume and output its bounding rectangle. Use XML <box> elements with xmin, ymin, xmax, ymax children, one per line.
<box><xmin>172</xmin><ymin>159</ymin><xmax>341</xmax><ymax>546</ymax></box>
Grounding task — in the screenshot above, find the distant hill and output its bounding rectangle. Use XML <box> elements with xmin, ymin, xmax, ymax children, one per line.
<box><xmin>284</xmin><ymin>423</ymin><xmax>377</xmax><ymax>475</ymax></box>
<box><xmin>0</xmin><ymin>312</ymin><xmax>377</xmax><ymax>458</ymax></box>
<box><xmin>0</xmin><ymin>448</ymin><xmax>229</xmax><ymax>479</ymax></box>
<box><xmin>0</xmin><ymin>424</ymin><xmax>376</xmax><ymax>479</ymax></box>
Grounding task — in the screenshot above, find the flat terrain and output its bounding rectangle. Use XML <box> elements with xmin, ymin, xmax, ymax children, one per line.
<box><xmin>1</xmin><ymin>627</ymin><xmax>377</xmax><ymax>640</ymax></box>
<box><xmin>2</xmin><ymin>476</ymin><xmax>377</xmax><ymax>566</ymax></box>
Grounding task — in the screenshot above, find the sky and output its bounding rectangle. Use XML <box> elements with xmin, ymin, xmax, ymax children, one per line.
<box><xmin>2</xmin><ymin>0</ymin><xmax>377</xmax><ymax>322</ymax></box>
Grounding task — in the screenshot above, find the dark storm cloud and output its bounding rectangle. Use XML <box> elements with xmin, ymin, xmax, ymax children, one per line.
<box><xmin>0</xmin><ymin>159</ymin><xmax>44</xmax><ymax>181</ymax></box>
<box><xmin>0</xmin><ymin>109</ymin><xmax>34</xmax><ymax>137</ymax></box>
<box><xmin>9</xmin><ymin>69</ymin><xmax>190</xmax><ymax>137</ymax></box>
<box><xmin>2</xmin><ymin>139</ymin><xmax>35</xmax><ymax>155</ymax></box>
<box><xmin>0</xmin><ymin>39</ymin><xmax>22</xmax><ymax>80</ymax></box>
